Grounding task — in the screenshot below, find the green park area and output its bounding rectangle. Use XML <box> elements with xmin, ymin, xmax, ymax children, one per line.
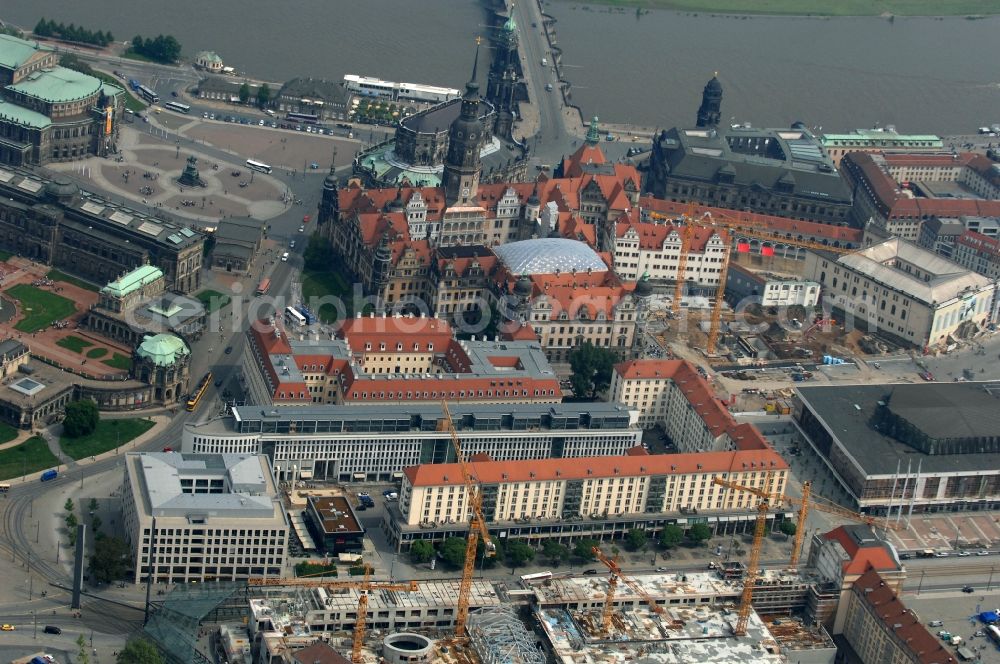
<box><xmin>196</xmin><ymin>289</ymin><xmax>231</xmax><ymax>313</ymax></box>
<box><xmin>590</xmin><ymin>0</ymin><xmax>998</xmax><ymax>15</ymax></box>
<box><xmin>301</xmin><ymin>268</ymin><xmax>351</xmax><ymax>324</ymax></box>
<box><xmin>0</xmin><ymin>436</ymin><xmax>58</xmax><ymax>481</ymax></box>
<box><xmin>5</xmin><ymin>284</ymin><xmax>77</xmax><ymax>333</ymax></box>
<box><xmin>102</xmin><ymin>353</ymin><xmax>132</xmax><ymax>371</ymax></box>
<box><xmin>46</xmin><ymin>269</ymin><xmax>100</xmax><ymax>292</ymax></box>
<box><xmin>59</xmin><ymin>418</ymin><xmax>155</xmax><ymax>460</ymax></box>
<box><xmin>56</xmin><ymin>335</ymin><xmax>93</xmax><ymax>354</ymax></box>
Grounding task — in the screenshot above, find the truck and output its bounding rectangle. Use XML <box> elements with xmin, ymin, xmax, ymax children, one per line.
<box><xmin>40</xmin><ymin>469</ymin><xmax>58</xmax><ymax>482</ymax></box>
<box><xmin>128</xmin><ymin>78</ymin><xmax>141</xmax><ymax>91</ymax></box>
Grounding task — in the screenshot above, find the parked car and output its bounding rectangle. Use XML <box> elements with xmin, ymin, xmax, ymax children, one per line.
<box><xmin>43</xmin><ymin>625</ymin><xmax>61</xmax><ymax>634</ymax></box>
<box><xmin>963</xmin><ymin>585</ymin><xmax>975</xmax><ymax>593</ymax></box>
<box><xmin>224</xmin><ymin>346</ymin><xmax>233</xmax><ymax>355</ymax></box>
<box><xmin>583</xmin><ymin>569</ymin><xmax>598</xmax><ymax>575</ymax></box>
<box><xmin>919</xmin><ymin>371</ymin><xmax>935</xmax><ymax>381</ymax></box>
<box><xmin>958</xmin><ymin>551</ymin><xmax>971</xmax><ymax>557</ymax></box>
<box><xmin>977</xmin><ymin>550</ymin><xmax>992</xmax><ymax>556</ymax></box>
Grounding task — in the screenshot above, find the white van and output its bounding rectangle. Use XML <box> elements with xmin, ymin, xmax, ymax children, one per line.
<box><xmin>281</xmin><ymin>252</ymin><xmax>289</xmax><ymax>262</ymax></box>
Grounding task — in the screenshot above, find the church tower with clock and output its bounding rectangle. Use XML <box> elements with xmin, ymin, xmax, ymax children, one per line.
<box><xmin>442</xmin><ymin>43</ymin><xmax>484</xmax><ymax>208</ymax></box>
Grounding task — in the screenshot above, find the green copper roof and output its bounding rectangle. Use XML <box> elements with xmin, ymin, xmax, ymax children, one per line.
<box><xmin>101</xmin><ymin>265</ymin><xmax>164</xmax><ymax>298</ymax></box>
<box><xmin>0</xmin><ymin>34</ymin><xmax>50</xmax><ymax>70</ymax></box>
<box><xmin>585</xmin><ymin>116</ymin><xmax>600</xmax><ymax>146</ymax></box>
<box><xmin>8</xmin><ymin>66</ymin><xmax>102</xmax><ymax>104</ymax></box>
<box><xmin>503</xmin><ymin>14</ymin><xmax>517</xmax><ymax>32</ymax></box>
<box><xmin>136</xmin><ymin>334</ymin><xmax>189</xmax><ymax>367</ymax></box>
<box><xmin>0</xmin><ymin>99</ymin><xmax>51</xmax><ymax>129</ymax></box>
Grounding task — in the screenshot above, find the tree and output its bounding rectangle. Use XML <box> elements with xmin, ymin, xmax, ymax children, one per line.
<box><xmin>77</xmin><ymin>634</ymin><xmax>90</xmax><ymax>664</ymax></box>
<box><xmin>624</xmin><ymin>528</ymin><xmax>648</xmax><ymax>552</ymax></box>
<box><xmin>658</xmin><ymin>524</ymin><xmax>684</xmax><ymax>550</ymax></box>
<box><xmin>687</xmin><ymin>523</ymin><xmax>713</xmax><ymax>546</ymax></box>
<box><xmin>542</xmin><ymin>541</ymin><xmax>569</xmax><ymax>566</ymax></box>
<box><xmin>409</xmin><ymin>540</ymin><xmax>434</xmax><ymax>564</ymax></box>
<box><xmin>34</xmin><ymin>18</ymin><xmax>53</xmax><ymax>37</ymax></box>
<box><xmin>239</xmin><ymin>82</ymin><xmax>251</xmax><ymax>105</ymax></box>
<box><xmin>89</xmin><ymin>497</ymin><xmax>99</xmax><ymax>512</ymax></box>
<box><xmin>303</xmin><ymin>233</ymin><xmax>333</xmax><ymax>271</ymax></box>
<box><xmin>505</xmin><ymin>540</ymin><xmax>535</xmax><ymax>571</ymax></box>
<box><xmin>573</xmin><ymin>538</ymin><xmax>599</xmax><ymax>562</ymax></box>
<box><xmin>63</xmin><ymin>399</ymin><xmax>99</xmax><ymax>438</ymax></box>
<box><xmin>257</xmin><ymin>83</ymin><xmax>271</xmax><ymax>108</ymax></box>
<box><xmin>568</xmin><ymin>341</ymin><xmax>617</xmax><ymax>398</ymax></box>
<box><xmin>117</xmin><ymin>638</ymin><xmax>163</xmax><ymax>664</ymax></box>
<box><xmin>65</xmin><ymin>511</ymin><xmax>78</xmax><ymax>530</ymax></box>
<box><xmin>440</xmin><ymin>537</ymin><xmax>467</xmax><ymax>569</ymax></box>
<box><xmin>89</xmin><ymin>535</ymin><xmax>129</xmax><ymax>583</ymax></box>
<box><xmin>779</xmin><ymin>520</ymin><xmax>797</xmax><ymax>539</ymax></box>
<box><xmin>65</xmin><ymin>498</ymin><xmax>75</xmax><ymax>513</ymax></box>
<box><xmin>90</xmin><ymin>514</ymin><xmax>102</xmax><ymax>534</ymax></box>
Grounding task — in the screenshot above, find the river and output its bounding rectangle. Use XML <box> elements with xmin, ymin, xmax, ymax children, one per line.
<box><xmin>2</xmin><ymin>1</ymin><xmax>997</xmax><ymax>135</ymax></box>
<box><xmin>549</xmin><ymin>4</ymin><xmax>1000</xmax><ymax>134</ymax></box>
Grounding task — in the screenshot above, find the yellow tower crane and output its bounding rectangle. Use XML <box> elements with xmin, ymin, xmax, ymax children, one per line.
<box><xmin>592</xmin><ymin>545</ymin><xmax>666</xmax><ymax>634</ymax></box>
<box><xmin>711</xmin><ymin>473</ymin><xmax>778</xmax><ymax>636</ymax></box>
<box><xmin>438</xmin><ymin>400</ymin><xmax>496</xmax><ymax>638</ymax></box>
<box><xmin>247</xmin><ymin>572</ymin><xmax>418</xmax><ymax>663</ymax></box>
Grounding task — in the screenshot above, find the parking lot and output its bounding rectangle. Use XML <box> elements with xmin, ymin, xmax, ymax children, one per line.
<box><xmin>904</xmin><ymin>592</ymin><xmax>1000</xmax><ymax>663</ymax></box>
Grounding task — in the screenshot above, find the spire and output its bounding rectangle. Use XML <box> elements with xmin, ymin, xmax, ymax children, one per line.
<box><xmin>585</xmin><ymin>116</ymin><xmax>600</xmax><ymax>146</ymax></box>
<box><xmin>328</xmin><ymin>147</ymin><xmax>337</xmax><ymax>176</ymax></box>
<box><xmin>465</xmin><ymin>37</ymin><xmax>481</xmax><ymax>98</ymax></box>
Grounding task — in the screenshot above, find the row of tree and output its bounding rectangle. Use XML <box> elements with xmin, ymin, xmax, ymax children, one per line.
<box><xmin>237</xmin><ymin>82</ymin><xmax>272</xmax><ymax>108</ymax></box>
<box><xmin>34</xmin><ymin>18</ymin><xmax>114</xmax><ymax>47</ymax></box>
<box><xmin>129</xmin><ymin>34</ymin><xmax>182</xmax><ymax>64</ymax></box>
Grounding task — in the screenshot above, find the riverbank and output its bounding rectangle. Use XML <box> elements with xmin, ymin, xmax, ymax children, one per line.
<box><xmin>569</xmin><ymin>0</ymin><xmax>998</xmax><ymax>17</ymax></box>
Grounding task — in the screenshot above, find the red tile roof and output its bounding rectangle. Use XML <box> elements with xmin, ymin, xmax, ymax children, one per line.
<box><xmin>501</xmin><ymin>322</ymin><xmax>539</xmax><ymax>342</ymax></box>
<box><xmin>638</xmin><ymin>197</ymin><xmax>863</xmax><ymax>245</ymax></box>
<box><xmin>882</xmin><ymin>153</ymin><xmax>975</xmax><ymax>168</ymax></box>
<box><xmin>823</xmin><ymin>526</ymin><xmax>901</xmax><ymax>575</ymax></box>
<box><xmin>404</xmin><ymin>446</ymin><xmax>787</xmax><ymax>488</ymax></box>
<box><xmin>851</xmin><ymin>568</ymin><xmax>951</xmax><ymax>664</ymax></box>
<box><xmin>615</xmin><ymin>218</ymin><xmax>728</xmax><ymax>252</ymax></box>
<box><xmin>341</xmin><ymin>373</ymin><xmax>560</xmax><ymax>403</ymax></box>
<box><xmin>337</xmin><ymin>316</ymin><xmax>454</xmax><ymax>352</ymax></box>
<box><xmin>614</xmin><ymin>359</ymin><xmax>769</xmax><ymax>450</ymax></box>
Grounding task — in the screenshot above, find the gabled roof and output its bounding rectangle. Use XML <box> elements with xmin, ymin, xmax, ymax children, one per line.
<box><xmin>823</xmin><ymin>525</ymin><xmax>901</xmax><ymax>575</ymax></box>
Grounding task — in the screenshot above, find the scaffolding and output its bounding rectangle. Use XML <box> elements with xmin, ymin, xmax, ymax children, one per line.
<box><xmin>468</xmin><ymin>607</ymin><xmax>545</xmax><ymax>664</ymax></box>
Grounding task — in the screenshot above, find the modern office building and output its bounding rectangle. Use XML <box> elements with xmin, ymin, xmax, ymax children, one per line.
<box><xmin>121</xmin><ymin>452</ymin><xmax>289</xmax><ymax>584</ymax></box>
<box><xmin>795</xmin><ymin>382</ymin><xmax>1000</xmax><ymax>513</ymax></box>
<box><xmin>183</xmin><ymin>401</ymin><xmax>640</xmax><ymax>483</ymax></box>
<box><xmin>805</xmin><ymin>238</ymin><xmax>995</xmax><ymax>349</ymax></box>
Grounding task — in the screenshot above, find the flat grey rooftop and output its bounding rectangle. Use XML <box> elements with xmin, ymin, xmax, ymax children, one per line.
<box><xmin>797</xmin><ymin>382</ymin><xmax>1000</xmax><ymax>476</ymax></box>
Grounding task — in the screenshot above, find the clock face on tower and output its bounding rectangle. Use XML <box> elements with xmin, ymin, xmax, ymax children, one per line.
<box><xmin>462</xmin><ymin>187</ymin><xmax>470</xmax><ymax>197</ymax></box>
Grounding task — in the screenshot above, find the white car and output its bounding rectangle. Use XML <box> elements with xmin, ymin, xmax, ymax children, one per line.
<box><xmin>298</xmin><ymin>225</ymin><xmax>305</xmax><ymax>233</ymax></box>
<box><xmin>258</xmin><ymin>119</ymin><xmax>265</xmax><ymax>126</ymax></box>
<box><xmin>977</xmin><ymin>550</ymin><xmax>991</xmax><ymax>556</ymax></box>
<box><xmin>957</xmin><ymin>551</ymin><xmax>971</xmax><ymax>557</ymax></box>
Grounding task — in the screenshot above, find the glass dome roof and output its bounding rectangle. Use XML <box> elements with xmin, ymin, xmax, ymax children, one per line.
<box><xmin>493</xmin><ymin>238</ymin><xmax>607</xmax><ymax>275</ymax></box>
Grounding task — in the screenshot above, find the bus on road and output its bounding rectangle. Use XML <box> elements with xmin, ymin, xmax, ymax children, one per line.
<box><xmin>255</xmin><ymin>278</ymin><xmax>271</xmax><ymax>296</ymax></box>
<box><xmin>246</xmin><ymin>159</ymin><xmax>272</xmax><ymax>174</ymax></box>
<box><xmin>164</xmin><ymin>101</ymin><xmax>190</xmax><ymax>114</ymax></box>
<box><xmin>296</xmin><ymin>305</ymin><xmax>317</xmax><ymax>325</ymax></box>
<box><xmin>286</xmin><ymin>112</ymin><xmax>319</xmax><ymax>125</ymax></box>
<box><xmin>285</xmin><ymin>306</ymin><xmax>306</xmax><ymax>327</ymax></box>
<box><xmin>186</xmin><ymin>372</ymin><xmax>213</xmax><ymax>411</ymax></box>
<box><xmin>137</xmin><ymin>85</ymin><xmax>159</xmax><ymax>104</ymax></box>
<box><xmin>519</xmin><ymin>571</ymin><xmax>553</xmax><ymax>585</ymax></box>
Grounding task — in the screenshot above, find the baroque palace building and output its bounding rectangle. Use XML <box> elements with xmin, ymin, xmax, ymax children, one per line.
<box><xmin>0</xmin><ymin>168</ymin><xmax>203</xmax><ymax>292</ymax></box>
<box><xmin>322</xmin><ymin>53</ymin><xmax>652</xmax><ymax>361</ymax></box>
<box><xmin>0</xmin><ymin>34</ymin><xmax>124</xmax><ymax>166</ymax></box>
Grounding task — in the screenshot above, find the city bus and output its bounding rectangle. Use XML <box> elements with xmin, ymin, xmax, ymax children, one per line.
<box><xmin>285</xmin><ymin>306</ymin><xmax>307</xmax><ymax>327</ymax></box>
<box><xmin>246</xmin><ymin>159</ymin><xmax>272</xmax><ymax>174</ymax></box>
<box><xmin>987</xmin><ymin>625</ymin><xmax>1000</xmax><ymax>645</ymax></box>
<box><xmin>137</xmin><ymin>85</ymin><xmax>159</xmax><ymax>104</ymax></box>
<box><xmin>286</xmin><ymin>112</ymin><xmax>319</xmax><ymax>125</ymax></box>
<box><xmin>296</xmin><ymin>305</ymin><xmax>317</xmax><ymax>326</ymax></box>
<box><xmin>164</xmin><ymin>101</ymin><xmax>190</xmax><ymax>114</ymax></box>
<box><xmin>519</xmin><ymin>571</ymin><xmax>553</xmax><ymax>585</ymax></box>
<box><xmin>186</xmin><ymin>372</ymin><xmax>213</xmax><ymax>411</ymax></box>
<box><xmin>255</xmin><ymin>278</ymin><xmax>271</xmax><ymax>296</ymax></box>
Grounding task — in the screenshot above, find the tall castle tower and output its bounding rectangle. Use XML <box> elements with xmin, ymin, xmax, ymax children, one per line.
<box><xmin>442</xmin><ymin>43</ymin><xmax>484</xmax><ymax>208</ymax></box>
<box><xmin>696</xmin><ymin>73</ymin><xmax>722</xmax><ymax>128</ymax></box>
<box><xmin>318</xmin><ymin>148</ymin><xmax>338</xmax><ymax>227</ymax></box>
<box><xmin>487</xmin><ymin>7</ymin><xmax>521</xmax><ymax>139</ymax></box>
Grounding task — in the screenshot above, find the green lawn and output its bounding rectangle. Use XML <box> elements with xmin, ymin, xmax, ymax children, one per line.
<box><xmin>59</xmin><ymin>418</ymin><xmax>155</xmax><ymax>460</ymax></box>
<box><xmin>0</xmin><ymin>422</ymin><xmax>17</xmax><ymax>445</ymax></box>
<box><xmin>0</xmin><ymin>436</ymin><xmax>59</xmax><ymax>481</ymax></box>
<box><xmin>56</xmin><ymin>335</ymin><xmax>93</xmax><ymax>354</ymax></box>
<box><xmin>585</xmin><ymin>0</ymin><xmax>999</xmax><ymax>15</ymax></box>
<box><xmin>46</xmin><ymin>269</ymin><xmax>100</xmax><ymax>292</ymax></box>
<box><xmin>6</xmin><ymin>284</ymin><xmax>78</xmax><ymax>333</ymax></box>
<box><xmin>86</xmin><ymin>347</ymin><xmax>108</xmax><ymax>359</ymax></box>
<box><xmin>90</xmin><ymin>70</ymin><xmax>146</xmax><ymax>113</ymax></box>
<box><xmin>0</xmin><ymin>249</ymin><xmax>12</xmax><ymax>263</ymax></box>
<box><xmin>301</xmin><ymin>268</ymin><xmax>351</xmax><ymax>324</ymax></box>
<box><xmin>196</xmin><ymin>289</ymin><xmax>231</xmax><ymax>313</ymax></box>
<box><xmin>102</xmin><ymin>353</ymin><xmax>132</xmax><ymax>371</ymax></box>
